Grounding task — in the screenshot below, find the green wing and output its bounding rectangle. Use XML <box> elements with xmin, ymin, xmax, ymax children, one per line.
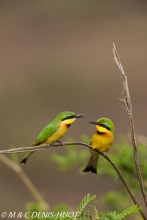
<box><xmin>32</xmin><ymin>120</ymin><xmax>59</xmax><ymax>146</ymax></box>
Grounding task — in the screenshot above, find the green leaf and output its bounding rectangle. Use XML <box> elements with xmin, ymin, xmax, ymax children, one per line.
<box><xmin>90</xmin><ymin>195</ymin><xmax>96</xmax><ymax>200</ymax></box>
<box><xmin>94</xmin><ymin>207</ymin><xmax>99</xmax><ymax>219</ymax></box>
<box><xmin>101</xmin><ymin>205</ymin><xmax>142</xmax><ymax>220</ymax></box>
<box><xmin>118</xmin><ymin>205</ymin><xmax>142</xmax><ymax>220</ymax></box>
<box><xmin>87</xmin><ymin>193</ymin><xmax>90</xmax><ymax>200</ymax></box>
<box><xmin>101</xmin><ymin>211</ymin><xmax>119</xmax><ymax>220</ymax></box>
<box><xmin>77</xmin><ymin>193</ymin><xmax>98</xmax><ymax>219</ymax></box>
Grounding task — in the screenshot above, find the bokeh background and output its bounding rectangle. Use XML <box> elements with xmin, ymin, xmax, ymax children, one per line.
<box><xmin>0</xmin><ymin>0</ymin><xmax>147</xmax><ymax>216</ymax></box>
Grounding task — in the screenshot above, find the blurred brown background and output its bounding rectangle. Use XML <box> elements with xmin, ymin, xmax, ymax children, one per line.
<box><xmin>0</xmin><ymin>0</ymin><xmax>147</xmax><ymax>214</ymax></box>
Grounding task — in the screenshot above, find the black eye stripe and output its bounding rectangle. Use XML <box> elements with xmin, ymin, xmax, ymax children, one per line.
<box><xmin>62</xmin><ymin>115</ymin><xmax>75</xmax><ymax>121</ymax></box>
<box><xmin>98</xmin><ymin>123</ymin><xmax>110</xmax><ymax>131</ymax></box>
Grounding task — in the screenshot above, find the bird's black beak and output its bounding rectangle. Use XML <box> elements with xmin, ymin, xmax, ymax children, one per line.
<box><xmin>75</xmin><ymin>114</ymin><xmax>85</xmax><ymax>118</ymax></box>
<box><xmin>87</xmin><ymin>121</ymin><xmax>98</xmax><ymax>125</ymax></box>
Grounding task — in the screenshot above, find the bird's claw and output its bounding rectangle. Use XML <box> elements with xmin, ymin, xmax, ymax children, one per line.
<box><xmin>54</xmin><ymin>141</ymin><xmax>63</xmax><ymax>146</ymax></box>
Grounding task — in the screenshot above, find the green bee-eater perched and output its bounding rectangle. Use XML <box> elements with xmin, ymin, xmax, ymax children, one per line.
<box><xmin>83</xmin><ymin>117</ymin><xmax>114</xmax><ymax>174</ymax></box>
<box><xmin>20</xmin><ymin>111</ymin><xmax>85</xmax><ymax>165</ymax></box>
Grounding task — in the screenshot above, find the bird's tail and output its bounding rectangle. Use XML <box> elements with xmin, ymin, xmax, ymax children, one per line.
<box><xmin>83</xmin><ymin>154</ymin><xmax>99</xmax><ymax>174</ymax></box>
<box><xmin>20</xmin><ymin>151</ymin><xmax>33</xmax><ymax>165</ymax></box>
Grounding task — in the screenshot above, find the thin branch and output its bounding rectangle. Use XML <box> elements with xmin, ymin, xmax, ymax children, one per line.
<box><xmin>113</xmin><ymin>43</ymin><xmax>147</xmax><ymax>207</ymax></box>
<box><xmin>0</xmin><ymin>142</ymin><xmax>146</xmax><ymax>219</ymax></box>
<box><xmin>0</xmin><ymin>145</ymin><xmax>51</xmax><ymax>154</ymax></box>
<box><xmin>0</xmin><ymin>154</ymin><xmax>50</xmax><ymax>211</ymax></box>
<box><xmin>102</xmin><ymin>153</ymin><xmax>146</xmax><ymax>220</ymax></box>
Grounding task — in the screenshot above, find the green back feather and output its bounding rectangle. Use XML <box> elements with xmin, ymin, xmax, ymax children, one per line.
<box><xmin>32</xmin><ymin>111</ymin><xmax>75</xmax><ymax>146</ymax></box>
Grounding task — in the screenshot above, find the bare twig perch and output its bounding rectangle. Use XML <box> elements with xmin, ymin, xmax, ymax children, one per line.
<box><xmin>0</xmin><ymin>145</ymin><xmax>51</xmax><ymax>154</ymax></box>
<box><xmin>0</xmin><ymin>142</ymin><xmax>146</xmax><ymax>219</ymax></box>
<box><xmin>113</xmin><ymin>43</ymin><xmax>147</xmax><ymax>207</ymax></box>
<box><xmin>0</xmin><ymin>154</ymin><xmax>50</xmax><ymax>211</ymax></box>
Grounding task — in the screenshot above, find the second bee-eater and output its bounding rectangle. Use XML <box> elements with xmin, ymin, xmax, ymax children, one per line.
<box><xmin>83</xmin><ymin>117</ymin><xmax>114</xmax><ymax>174</ymax></box>
<box><xmin>20</xmin><ymin>111</ymin><xmax>85</xmax><ymax>165</ymax></box>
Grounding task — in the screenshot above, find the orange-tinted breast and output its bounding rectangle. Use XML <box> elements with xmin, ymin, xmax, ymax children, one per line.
<box><xmin>91</xmin><ymin>130</ymin><xmax>113</xmax><ymax>153</ymax></box>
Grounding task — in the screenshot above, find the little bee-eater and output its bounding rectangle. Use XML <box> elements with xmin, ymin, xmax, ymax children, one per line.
<box><xmin>83</xmin><ymin>117</ymin><xmax>114</xmax><ymax>174</ymax></box>
<box><xmin>20</xmin><ymin>111</ymin><xmax>85</xmax><ymax>165</ymax></box>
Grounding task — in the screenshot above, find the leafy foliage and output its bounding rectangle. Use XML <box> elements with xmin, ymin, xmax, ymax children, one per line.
<box><xmin>76</xmin><ymin>194</ymin><xmax>142</xmax><ymax>220</ymax></box>
<box><xmin>103</xmin><ymin>191</ymin><xmax>130</xmax><ymax>211</ymax></box>
<box><xmin>101</xmin><ymin>205</ymin><xmax>142</xmax><ymax>220</ymax></box>
<box><xmin>101</xmin><ymin>211</ymin><xmax>119</xmax><ymax>220</ymax></box>
<box><xmin>50</xmin><ymin>137</ymin><xmax>89</xmax><ymax>172</ymax></box>
<box><xmin>100</xmin><ymin>135</ymin><xmax>147</xmax><ymax>191</ymax></box>
<box><xmin>10</xmin><ymin>134</ymin><xmax>144</xmax><ymax>220</ymax></box>
<box><xmin>77</xmin><ymin>193</ymin><xmax>98</xmax><ymax>218</ymax></box>
<box><xmin>51</xmin><ymin>135</ymin><xmax>147</xmax><ymax>190</ymax></box>
<box><xmin>50</xmin><ymin>134</ymin><xmax>146</xmax><ymax>219</ymax></box>
<box><xmin>118</xmin><ymin>205</ymin><xmax>142</xmax><ymax>220</ymax></box>
<box><xmin>25</xmin><ymin>194</ymin><xmax>142</xmax><ymax>220</ymax></box>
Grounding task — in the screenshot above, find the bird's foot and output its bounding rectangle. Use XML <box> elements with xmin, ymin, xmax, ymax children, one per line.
<box><xmin>54</xmin><ymin>141</ymin><xmax>63</xmax><ymax>146</ymax></box>
<box><xmin>46</xmin><ymin>144</ymin><xmax>50</xmax><ymax>148</ymax></box>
